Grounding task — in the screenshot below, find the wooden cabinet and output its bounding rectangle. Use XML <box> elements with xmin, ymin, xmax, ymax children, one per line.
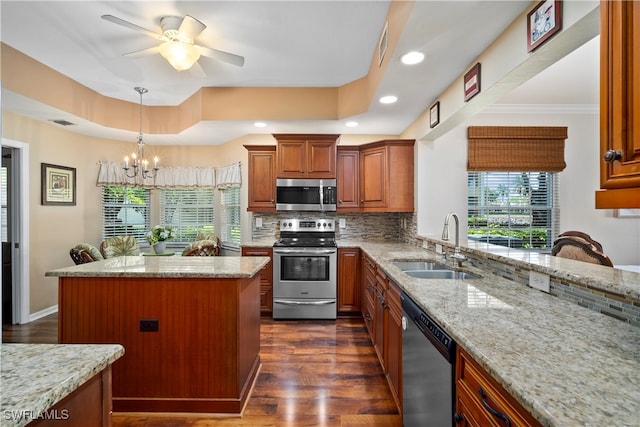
<box><xmin>245</xmin><ymin>145</ymin><xmax>276</xmax><ymax>211</ymax></box>
<box><xmin>336</xmin><ymin>147</ymin><xmax>360</xmax><ymax>211</ymax></box>
<box><xmin>241</xmin><ymin>246</ymin><xmax>273</xmax><ymax>316</ymax></box>
<box><xmin>337</xmin><ymin>247</ymin><xmax>361</xmax><ymax>314</ymax></box>
<box><xmin>359</xmin><ymin>140</ymin><xmax>414</xmax><ymax>212</ymax></box>
<box><xmin>455</xmin><ymin>347</ymin><xmax>542</xmax><ymax>427</ymax></box>
<box><xmin>385</xmin><ymin>280</ymin><xmax>402</xmax><ymax>411</ymax></box>
<box><xmin>596</xmin><ymin>0</ymin><xmax>640</xmax><ymax>208</ymax></box>
<box><xmin>273</xmin><ymin>134</ymin><xmax>338</xmax><ymax>178</ymax></box>
<box><xmin>361</xmin><ymin>253</ymin><xmax>376</xmax><ymax>337</ymax></box>
<box><xmin>360</xmin><ymin>253</ymin><xmax>402</xmax><ymax>413</ymax></box>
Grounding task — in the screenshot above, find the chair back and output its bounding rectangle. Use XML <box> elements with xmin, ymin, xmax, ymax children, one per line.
<box><xmin>551</xmin><ymin>231</ymin><xmax>613</xmax><ymax>267</ymax></box>
<box><xmin>182</xmin><ymin>238</ymin><xmax>220</xmax><ymax>256</ymax></box>
<box><xmin>100</xmin><ymin>236</ymin><xmax>141</xmax><ymax>258</ymax></box>
<box><xmin>70</xmin><ymin>243</ymin><xmax>103</xmax><ymax>264</ymax></box>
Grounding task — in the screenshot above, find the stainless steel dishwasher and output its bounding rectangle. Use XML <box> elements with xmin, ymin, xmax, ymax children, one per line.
<box><xmin>401</xmin><ymin>292</ymin><xmax>456</xmax><ymax>427</ymax></box>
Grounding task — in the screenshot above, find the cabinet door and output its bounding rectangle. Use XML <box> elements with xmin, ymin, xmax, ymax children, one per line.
<box><xmin>241</xmin><ymin>247</ymin><xmax>273</xmax><ymax>315</ymax></box>
<box><xmin>374</xmin><ymin>269</ymin><xmax>386</xmax><ymax>368</ymax></box>
<box><xmin>597</xmin><ymin>0</ymin><xmax>640</xmax><ymax>208</ymax></box>
<box><xmin>361</xmin><ymin>255</ymin><xmax>376</xmax><ymax>337</ymax></box>
<box><xmin>277</xmin><ymin>140</ymin><xmax>307</xmax><ymax>178</ymax></box>
<box><xmin>360</xmin><ymin>146</ymin><xmax>387</xmax><ymax>209</ymax></box>
<box><xmin>337</xmin><ymin>149</ymin><xmax>360</xmax><ymax>210</ymax></box>
<box><xmin>307</xmin><ymin>140</ymin><xmax>336</xmax><ymax>178</ymax></box>
<box><xmin>337</xmin><ymin>248</ymin><xmax>361</xmax><ymax>314</ymax></box>
<box><xmin>245</xmin><ymin>146</ymin><xmax>276</xmax><ymax>211</ymax></box>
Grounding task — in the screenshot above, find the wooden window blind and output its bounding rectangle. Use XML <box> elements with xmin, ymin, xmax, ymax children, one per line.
<box><xmin>467</xmin><ymin>126</ymin><xmax>568</xmax><ymax>172</ymax></box>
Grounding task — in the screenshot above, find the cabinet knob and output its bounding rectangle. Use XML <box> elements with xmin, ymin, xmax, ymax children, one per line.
<box><xmin>603</xmin><ymin>149</ymin><xmax>622</xmax><ymax>163</ymax></box>
<box><xmin>453</xmin><ymin>413</ymin><xmax>464</xmax><ymax>423</ymax></box>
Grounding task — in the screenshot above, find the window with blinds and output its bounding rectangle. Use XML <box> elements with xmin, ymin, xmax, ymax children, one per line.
<box><xmin>220</xmin><ymin>187</ymin><xmax>241</xmax><ymax>246</ymax></box>
<box><xmin>159</xmin><ymin>188</ymin><xmax>215</xmax><ymax>243</ymax></box>
<box><xmin>102</xmin><ymin>186</ymin><xmax>150</xmax><ymax>242</ymax></box>
<box><xmin>467</xmin><ymin>171</ymin><xmax>559</xmax><ymax>249</ymax></box>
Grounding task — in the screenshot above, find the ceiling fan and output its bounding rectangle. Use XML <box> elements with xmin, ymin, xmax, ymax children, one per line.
<box><xmin>101</xmin><ymin>14</ymin><xmax>245</xmax><ymax>72</ymax></box>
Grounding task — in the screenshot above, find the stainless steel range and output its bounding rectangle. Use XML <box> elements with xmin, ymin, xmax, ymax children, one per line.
<box><xmin>272</xmin><ymin>218</ymin><xmax>337</xmax><ymax>320</ymax></box>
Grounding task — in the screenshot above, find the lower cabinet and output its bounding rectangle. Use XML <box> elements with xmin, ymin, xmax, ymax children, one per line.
<box><xmin>456</xmin><ymin>347</ymin><xmax>542</xmax><ymax>427</ymax></box>
<box><xmin>337</xmin><ymin>248</ymin><xmax>361</xmax><ymax>314</ymax></box>
<box><xmin>241</xmin><ymin>246</ymin><xmax>273</xmax><ymax>316</ymax></box>
<box><xmin>360</xmin><ymin>252</ymin><xmax>402</xmax><ymax>413</ymax></box>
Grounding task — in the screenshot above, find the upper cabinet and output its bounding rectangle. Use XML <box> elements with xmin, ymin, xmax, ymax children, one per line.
<box><xmin>336</xmin><ymin>147</ymin><xmax>360</xmax><ymax>211</ymax></box>
<box><xmin>245</xmin><ymin>145</ymin><xmax>276</xmax><ymax>212</ymax></box>
<box><xmin>273</xmin><ymin>134</ymin><xmax>338</xmax><ymax>179</ymax></box>
<box><xmin>596</xmin><ymin>0</ymin><xmax>640</xmax><ymax>208</ymax></box>
<box><xmin>359</xmin><ymin>140</ymin><xmax>415</xmax><ymax>212</ymax></box>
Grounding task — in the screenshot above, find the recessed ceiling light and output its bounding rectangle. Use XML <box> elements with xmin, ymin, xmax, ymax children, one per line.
<box><xmin>401</xmin><ymin>51</ymin><xmax>425</xmax><ymax>65</ymax></box>
<box><xmin>345</xmin><ymin>121</ymin><xmax>358</xmax><ymax>128</ymax></box>
<box><xmin>254</xmin><ymin>122</ymin><xmax>267</xmax><ymax>128</ymax></box>
<box><xmin>379</xmin><ymin>95</ymin><xmax>398</xmax><ymax>104</ymax></box>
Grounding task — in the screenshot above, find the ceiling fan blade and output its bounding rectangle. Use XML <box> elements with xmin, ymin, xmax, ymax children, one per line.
<box><xmin>198</xmin><ymin>45</ymin><xmax>245</xmax><ymax>67</ymax></box>
<box><xmin>122</xmin><ymin>46</ymin><xmax>161</xmax><ymax>58</ymax></box>
<box><xmin>178</xmin><ymin>15</ymin><xmax>206</xmax><ymax>42</ymax></box>
<box><xmin>101</xmin><ymin>14</ymin><xmax>164</xmax><ymax>41</ymax></box>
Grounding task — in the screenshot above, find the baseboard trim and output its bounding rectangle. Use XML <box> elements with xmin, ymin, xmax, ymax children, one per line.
<box><xmin>29</xmin><ymin>305</ymin><xmax>58</xmax><ymax>322</ymax></box>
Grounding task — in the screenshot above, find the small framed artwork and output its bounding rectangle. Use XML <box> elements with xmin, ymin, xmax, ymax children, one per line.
<box><xmin>429</xmin><ymin>101</ymin><xmax>440</xmax><ymax>128</ymax></box>
<box><xmin>463</xmin><ymin>63</ymin><xmax>481</xmax><ymax>102</ymax></box>
<box><xmin>41</xmin><ymin>163</ymin><xmax>76</xmax><ymax>206</ymax></box>
<box><xmin>527</xmin><ymin>0</ymin><xmax>562</xmax><ymax>52</ymax></box>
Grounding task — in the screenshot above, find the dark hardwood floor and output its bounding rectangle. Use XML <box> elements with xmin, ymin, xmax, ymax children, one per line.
<box><xmin>3</xmin><ymin>315</ymin><xmax>401</xmax><ymax>427</ymax></box>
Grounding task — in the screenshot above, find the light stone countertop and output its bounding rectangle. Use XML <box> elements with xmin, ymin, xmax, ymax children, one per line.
<box><xmin>1</xmin><ymin>344</ymin><xmax>124</xmax><ymax>427</ymax></box>
<box><xmin>338</xmin><ymin>240</ymin><xmax>640</xmax><ymax>427</ymax></box>
<box><xmin>45</xmin><ymin>255</ymin><xmax>270</xmax><ymax>278</ymax></box>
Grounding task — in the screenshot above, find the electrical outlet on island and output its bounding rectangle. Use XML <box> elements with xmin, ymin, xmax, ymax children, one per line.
<box><xmin>529</xmin><ymin>270</ymin><xmax>550</xmax><ymax>293</ymax></box>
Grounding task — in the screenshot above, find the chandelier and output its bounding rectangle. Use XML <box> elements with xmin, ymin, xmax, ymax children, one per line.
<box><xmin>124</xmin><ymin>87</ymin><xmax>159</xmax><ymax>179</ymax></box>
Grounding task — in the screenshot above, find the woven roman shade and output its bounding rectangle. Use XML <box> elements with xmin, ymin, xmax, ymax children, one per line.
<box><xmin>467</xmin><ymin>126</ymin><xmax>567</xmax><ymax>172</ymax></box>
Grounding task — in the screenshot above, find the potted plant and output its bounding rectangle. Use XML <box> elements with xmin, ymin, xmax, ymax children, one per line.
<box><xmin>146</xmin><ymin>225</ymin><xmax>176</xmax><ymax>254</ymax></box>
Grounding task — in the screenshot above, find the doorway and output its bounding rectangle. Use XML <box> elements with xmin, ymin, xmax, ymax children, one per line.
<box><xmin>1</xmin><ymin>138</ymin><xmax>30</xmax><ymax>325</ymax></box>
<box><xmin>2</xmin><ymin>147</ymin><xmax>13</xmax><ymax>323</ymax></box>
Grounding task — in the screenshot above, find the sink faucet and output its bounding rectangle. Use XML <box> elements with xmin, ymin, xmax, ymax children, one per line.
<box><xmin>441</xmin><ymin>212</ymin><xmax>466</xmax><ymax>266</ymax></box>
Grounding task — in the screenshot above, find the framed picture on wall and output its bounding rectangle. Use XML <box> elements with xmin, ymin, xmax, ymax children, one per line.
<box><xmin>429</xmin><ymin>101</ymin><xmax>440</xmax><ymax>128</ymax></box>
<box><xmin>527</xmin><ymin>0</ymin><xmax>562</xmax><ymax>52</ymax></box>
<box><xmin>463</xmin><ymin>63</ymin><xmax>481</xmax><ymax>102</ymax></box>
<box><xmin>41</xmin><ymin>163</ymin><xmax>76</xmax><ymax>205</ymax></box>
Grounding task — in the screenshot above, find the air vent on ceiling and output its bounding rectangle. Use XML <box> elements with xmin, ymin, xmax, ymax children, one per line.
<box><xmin>50</xmin><ymin>119</ymin><xmax>76</xmax><ymax>126</ymax></box>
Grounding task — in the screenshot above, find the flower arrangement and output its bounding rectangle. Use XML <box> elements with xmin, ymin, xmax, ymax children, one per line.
<box><xmin>145</xmin><ymin>225</ymin><xmax>176</xmax><ymax>245</ymax></box>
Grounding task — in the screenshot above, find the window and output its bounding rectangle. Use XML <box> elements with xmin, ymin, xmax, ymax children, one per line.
<box><xmin>102</xmin><ymin>186</ymin><xmax>150</xmax><ymax>242</ymax></box>
<box><xmin>220</xmin><ymin>187</ymin><xmax>241</xmax><ymax>246</ymax></box>
<box><xmin>159</xmin><ymin>188</ymin><xmax>215</xmax><ymax>243</ymax></box>
<box><xmin>467</xmin><ymin>172</ymin><xmax>559</xmax><ymax>249</ymax></box>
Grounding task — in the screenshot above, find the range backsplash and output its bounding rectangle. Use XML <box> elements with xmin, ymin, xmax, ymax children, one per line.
<box><xmin>251</xmin><ymin>212</ymin><xmax>417</xmax><ymax>242</ymax></box>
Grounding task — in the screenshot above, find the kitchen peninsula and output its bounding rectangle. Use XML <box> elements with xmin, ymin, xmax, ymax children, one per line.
<box><xmin>46</xmin><ymin>255</ymin><xmax>270</xmax><ymax>414</ymax></box>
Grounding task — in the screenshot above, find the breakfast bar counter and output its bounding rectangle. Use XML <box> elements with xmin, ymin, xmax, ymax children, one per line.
<box><xmin>1</xmin><ymin>343</ymin><xmax>124</xmax><ymax>427</ymax></box>
<box><xmin>46</xmin><ymin>255</ymin><xmax>269</xmax><ymax>415</ymax></box>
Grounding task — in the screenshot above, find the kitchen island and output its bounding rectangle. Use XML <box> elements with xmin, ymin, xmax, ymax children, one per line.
<box><xmin>46</xmin><ymin>255</ymin><xmax>270</xmax><ymax>414</ymax></box>
<box><xmin>1</xmin><ymin>343</ymin><xmax>124</xmax><ymax>427</ymax></box>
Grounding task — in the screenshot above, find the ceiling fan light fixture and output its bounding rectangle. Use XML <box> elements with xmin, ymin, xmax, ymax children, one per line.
<box><xmin>159</xmin><ymin>41</ymin><xmax>201</xmax><ymax>71</ymax></box>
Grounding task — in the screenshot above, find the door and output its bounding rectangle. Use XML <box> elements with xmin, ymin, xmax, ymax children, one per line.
<box><xmin>2</xmin><ymin>148</ymin><xmax>13</xmax><ymax>324</ymax></box>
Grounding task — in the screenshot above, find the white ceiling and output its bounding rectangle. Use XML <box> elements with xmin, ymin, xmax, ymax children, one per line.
<box><xmin>0</xmin><ymin>1</ymin><xmax>597</xmax><ymax>146</ymax></box>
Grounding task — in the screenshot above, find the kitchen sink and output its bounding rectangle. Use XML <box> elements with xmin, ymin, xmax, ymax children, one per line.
<box><xmin>392</xmin><ymin>260</ymin><xmax>481</xmax><ymax>280</ymax></box>
<box><xmin>404</xmin><ymin>270</ymin><xmax>481</xmax><ymax>280</ymax></box>
<box><xmin>392</xmin><ymin>260</ymin><xmax>449</xmax><ymax>271</ymax></box>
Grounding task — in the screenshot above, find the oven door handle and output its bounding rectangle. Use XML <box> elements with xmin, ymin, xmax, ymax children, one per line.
<box><xmin>274</xmin><ymin>299</ymin><xmax>336</xmax><ymax>306</ymax></box>
<box><xmin>273</xmin><ymin>248</ymin><xmax>336</xmax><ymax>255</ymax></box>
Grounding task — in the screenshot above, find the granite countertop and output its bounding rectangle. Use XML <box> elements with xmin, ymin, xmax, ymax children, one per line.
<box><xmin>1</xmin><ymin>344</ymin><xmax>124</xmax><ymax>427</ymax></box>
<box><xmin>241</xmin><ymin>239</ymin><xmax>277</xmax><ymax>248</ymax></box>
<box><xmin>45</xmin><ymin>255</ymin><xmax>270</xmax><ymax>278</ymax></box>
<box><xmin>339</xmin><ymin>240</ymin><xmax>640</xmax><ymax>427</ymax></box>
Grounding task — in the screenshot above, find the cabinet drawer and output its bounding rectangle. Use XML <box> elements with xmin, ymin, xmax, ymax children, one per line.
<box><xmin>456</xmin><ymin>348</ymin><xmax>542</xmax><ymax>427</ymax></box>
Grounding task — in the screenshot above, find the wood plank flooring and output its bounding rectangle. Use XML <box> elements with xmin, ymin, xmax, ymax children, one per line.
<box><xmin>3</xmin><ymin>316</ymin><xmax>401</xmax><ymax>427</ymax></box>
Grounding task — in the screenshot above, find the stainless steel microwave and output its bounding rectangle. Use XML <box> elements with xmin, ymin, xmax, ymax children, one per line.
<box><xmin>276</xmin><ymin>178</ymin><xmax>337</xmax><ymax>211</ymax></box>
